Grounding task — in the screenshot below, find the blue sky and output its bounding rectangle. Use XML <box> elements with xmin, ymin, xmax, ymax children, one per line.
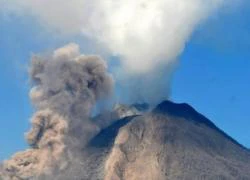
<box><xmin>0</xmin><ymin>4</ymin><xmax>250</xmax><ymax>161</ymax></box>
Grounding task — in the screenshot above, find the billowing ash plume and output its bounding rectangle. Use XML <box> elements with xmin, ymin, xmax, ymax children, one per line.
<box><xmin>1</xmin><ymin>0</ymin><xmax>234</xmax><ymax>103</ymax></box>
<box><xmin>1</xmin><ymin>43</ymin><xmax>113</xmax><ymax>179</ymax></box>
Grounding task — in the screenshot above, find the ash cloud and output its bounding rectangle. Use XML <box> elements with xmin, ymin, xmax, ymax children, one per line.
<box><xmin>1</xmin><ymin>43</ymin><xmax>113</xmax><ymax>179</ymax></box>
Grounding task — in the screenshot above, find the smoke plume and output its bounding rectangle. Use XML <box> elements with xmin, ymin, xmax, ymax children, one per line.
<box><xmin>1</xmin><ymin>0</ymin><xmax>232</xmax><ymax>103</ymax></box>
<box><xmin>1</xmin><ymin>43</ymin><xmax>113</xmax><ymax>179</ymax></box>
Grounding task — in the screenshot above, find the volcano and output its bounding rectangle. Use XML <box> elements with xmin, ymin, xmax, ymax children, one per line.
<box><xmin>88</xmin><ymin>100</ymin><xmax>250</xmax><ymax>180</ymax></box>
<box><xmin>2</xmin><ymin>100</ymin><xmax>250</xmax><ymax>180</ymax></box>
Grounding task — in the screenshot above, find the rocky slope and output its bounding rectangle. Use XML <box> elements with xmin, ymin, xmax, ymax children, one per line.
<box><xmin>101</xmin><ymin>101</ymin><xmax>250</xmax><ymax>180</ymax></box>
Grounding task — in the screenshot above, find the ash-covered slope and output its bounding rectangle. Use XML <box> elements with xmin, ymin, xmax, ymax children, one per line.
<box><xmin>89</xmin><ymin>100</ymin><xmax>250</xmax><ymax>180</ymax></box>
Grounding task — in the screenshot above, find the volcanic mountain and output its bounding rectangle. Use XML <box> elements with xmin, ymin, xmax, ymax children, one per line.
<box><xmin>85</xmin><ymin>100</ymin><xmax>250</xmax><ymax>180</ymax></box>
<box><xmin>2</xmin><ymin>101</ymin><xmax>250</xmax><ymax>180</ymax></box>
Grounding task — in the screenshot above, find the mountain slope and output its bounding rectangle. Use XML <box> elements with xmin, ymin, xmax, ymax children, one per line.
<box><xmin>92</xmin><ymin>101</ymin><xmax>250</xmax><ymax>180</ymax></box>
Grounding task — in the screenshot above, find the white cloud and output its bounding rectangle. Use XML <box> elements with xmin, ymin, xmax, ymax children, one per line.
<box><xmin>1</xmin><ymin>0</ymin><xmax>238</xmax><ymax>103</ymax></box>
